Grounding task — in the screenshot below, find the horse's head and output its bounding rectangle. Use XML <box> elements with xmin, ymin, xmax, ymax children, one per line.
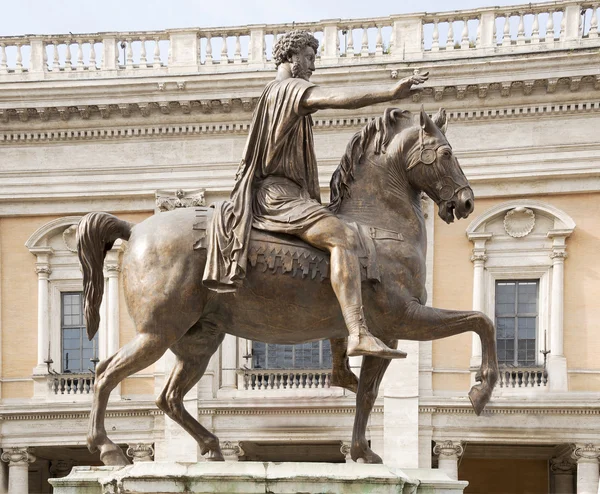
<box><xmin>404</xmin><ymin>107</ymin><xmax>474</xmax><ymax>223</ymax></box>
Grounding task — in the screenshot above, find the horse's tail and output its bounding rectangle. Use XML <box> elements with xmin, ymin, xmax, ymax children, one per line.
<box><xmin>77</xmin><ymin>212</ymin><xmax>133</xmax><ymax>340</ymax></box>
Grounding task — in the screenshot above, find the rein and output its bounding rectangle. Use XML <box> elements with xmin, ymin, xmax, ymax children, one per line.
<box><xmin>406</xmin><ymin>127</ymin><xmax>469</xmax><ymax>203</ymax></box>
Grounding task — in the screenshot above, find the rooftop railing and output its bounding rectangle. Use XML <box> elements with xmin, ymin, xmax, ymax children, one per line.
<box><xmin>0</xmin><ymin>1</ymin><xmax>598</xmax><ymax>81</ymax></box>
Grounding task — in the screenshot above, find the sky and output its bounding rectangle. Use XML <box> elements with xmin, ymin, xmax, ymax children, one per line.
<box><xmin>0</xmin><ymin>0</ymin><xmax>535</xmax><ymax>36</ymax></box>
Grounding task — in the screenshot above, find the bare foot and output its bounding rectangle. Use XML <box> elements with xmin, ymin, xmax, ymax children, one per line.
<box><xmin>347</xmin><ymin>334</ymin><xmax>407</xmax><ymax>359</ymax></box>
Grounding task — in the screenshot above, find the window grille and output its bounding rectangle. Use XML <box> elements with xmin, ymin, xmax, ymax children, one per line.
<box><xmin>61</xmin><ymin>292</ymin><xmax>98</xmax><ymax>373</ymax></box>
<box><xmin>495</xmin><ymin>280</ymin><xmax>539</xmax><ymax>367</ymax></box>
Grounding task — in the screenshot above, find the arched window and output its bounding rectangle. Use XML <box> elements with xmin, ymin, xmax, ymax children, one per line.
<box><xmin>466</xmin><ymin>200</ymin><xmax>575</xmax><ymax>392</ymax></box>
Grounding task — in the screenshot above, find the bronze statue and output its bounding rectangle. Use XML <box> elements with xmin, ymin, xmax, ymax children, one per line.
<box><xmin>77</xmin><ymin>105</ymin><xmax>498</xmax><ymax>466</ymax></box>
<box><xmin>203</xmin><ymin>31</ymin><xmax>428</xmax><ymax>367</ymax></box>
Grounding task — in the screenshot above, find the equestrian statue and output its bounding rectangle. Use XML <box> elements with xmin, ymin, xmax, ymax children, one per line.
<box><xmin>77</xmin><ymin>30</ymin><xmax>499</xmax><ymax>466</ymax></box>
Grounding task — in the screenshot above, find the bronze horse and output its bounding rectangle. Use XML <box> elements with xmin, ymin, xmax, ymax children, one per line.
<box><xmin>78</xmin><ymin>107</ymin><xmax>498</xmax><ymax>466</ymax></box>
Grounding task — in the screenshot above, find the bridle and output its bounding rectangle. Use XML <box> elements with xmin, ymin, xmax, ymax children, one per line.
<box><xmin>406</xmin><ymin>127</ymin><xmax>470</xmax><ymax>202</ymax></box>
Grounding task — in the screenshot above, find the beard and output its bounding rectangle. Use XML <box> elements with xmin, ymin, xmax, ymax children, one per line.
<box><xmin>291</xmin><ymin>61</ymin><xmax>311</xmax><ymax>81</ymax></box>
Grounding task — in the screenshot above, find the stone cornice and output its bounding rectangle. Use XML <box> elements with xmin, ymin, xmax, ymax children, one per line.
<box><xmin>1</xmin><ymin>95</ymin><xmax>599</xmax><ymax>145</ymax></box>
<box><xmin>0</xmin><ymin>74</ymin><xmax>598</xmax><ymax>125</ymax></box>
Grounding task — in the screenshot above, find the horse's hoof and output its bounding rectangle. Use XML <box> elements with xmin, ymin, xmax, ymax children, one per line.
<box><xmin>331</xmin><ymin>370</ymin><xmax>359</xmax><ymax>394</ymax></box>
<box><xmin>468</xmin><ymin>385</ymin><xmax>490</xmax><ymax>416</ymax></box>
<box><xmin>205</xmin><ymin>449</ymin><xmax>225</xmax><ymax>461</ymax></box>
<box><xmin>351</xmin><ymin>446</ymin><xmax>383</xmax><ymax>464</ymax></box>
<box><xmin>100</xmin><ymin>445</ymin><xmax>130</xmax><ymax>466</ymax></box>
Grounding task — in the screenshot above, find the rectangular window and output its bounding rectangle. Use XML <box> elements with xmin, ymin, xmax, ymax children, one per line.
<box><xmin>61</xmin><ymin>292</ymin><xmax>98</xmax><ymax>373</ymax></box>
<box><xmin>252</xmin><ymin>341</ymin><xmax>332</xmax><ymax>370</ymax></box>
<box><xmin>495</xmin><ymin>280</ymin><xmax>538</xmax><ymax>367</ymax></box>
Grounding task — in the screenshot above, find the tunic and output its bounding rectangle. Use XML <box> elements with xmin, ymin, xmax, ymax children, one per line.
<box><xmin>203</xmin><ymin>77</ymin><xmax>334</xmax><ymax>292</ymax></box>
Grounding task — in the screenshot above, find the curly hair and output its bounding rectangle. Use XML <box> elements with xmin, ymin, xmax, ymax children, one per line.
<box><xmin>272</xmin><ymin>30</ymin><xmax>319</xmax><ymax>67</ymax></box>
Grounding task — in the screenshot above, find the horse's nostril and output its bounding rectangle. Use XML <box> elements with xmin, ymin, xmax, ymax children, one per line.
<box><xmin>465</xmin><ymin>199</ymin><xmax>473</xmax><ymax>212</ymax></box>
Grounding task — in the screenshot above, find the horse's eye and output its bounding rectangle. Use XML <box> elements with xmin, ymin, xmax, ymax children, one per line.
<box><xmin>442</xmin><ymin>150</ymin><xmax>452</xmax><ymax>159</ymax></box>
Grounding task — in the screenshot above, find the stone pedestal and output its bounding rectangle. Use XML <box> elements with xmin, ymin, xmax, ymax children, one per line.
<box><xmin>433</xmin><ymin>440</ymin><xmax>464</xmax><ymax>481</ymax></box>
<box><xmin>50</xmin><ymin>462</ymin><xmax>468</xmax><ymax>493</ymax></box>
<box><xmin>572</xmin><ymin>444</ymin><xmax>600</xmax><ymax>494</ymax></box>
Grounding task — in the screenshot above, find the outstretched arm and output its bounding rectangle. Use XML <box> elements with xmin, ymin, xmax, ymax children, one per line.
<box><xmin>301</xmin><ymin>72</ymin><xmax>429</xmax><ymax>113</ymax></box>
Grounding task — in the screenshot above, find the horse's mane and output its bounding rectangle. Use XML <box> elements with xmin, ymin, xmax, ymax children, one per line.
<box><xmin>328</xmin><ymin>108</ymin><xmax>412</xmax><ymax>213</ymax></box>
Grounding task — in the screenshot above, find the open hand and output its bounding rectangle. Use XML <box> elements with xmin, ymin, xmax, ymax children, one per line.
<box><xmin>392</xmin><ymin>71</ymin><xmax>429</xmax><ymax>99</ymax></box>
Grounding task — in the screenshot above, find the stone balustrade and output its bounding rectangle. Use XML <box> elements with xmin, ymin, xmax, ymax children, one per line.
<box><xmin>48</xmin><ymin>372</ymin><xmax>95</xmax><ymax>395</ymax></box>
<box><xmin>241</xmin><ymin>369</ymin><xmax>332</xmax><ymax>391</ymax></box>
<box><xmin>0</xmin><ymin>1</ymin><xmax>598</xmax><ymax>81</ymax></box>
<box><xmin>498</xmin><ymin>366</ymin><xmax>548</xmax><ymax>389</ymax></box>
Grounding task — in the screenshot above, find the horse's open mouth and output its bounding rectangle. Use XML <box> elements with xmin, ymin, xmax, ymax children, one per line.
<box><xmin>438</xmin><ymin>201</ymin><xmax>456</xmax><ymax>224</ymax></box>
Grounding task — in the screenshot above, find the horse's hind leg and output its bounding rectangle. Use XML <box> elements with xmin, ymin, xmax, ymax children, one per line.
<box><xmin>156</xmin><ymin>322</ymin><xmax>225</xmax><ymax>460</ymax></box>
<box><xmin>88</xmin><ymin>332</ymin><xmax>180</xmax><ymax>465</ymax></box>
<box><xmin>351</xmin><ymin>348</ymin><xmax>393</xmax><ymax>463</ymax></box>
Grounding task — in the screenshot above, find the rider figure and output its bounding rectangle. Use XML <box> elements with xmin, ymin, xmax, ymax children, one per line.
<box><xmin>203</xmin><ymin>30</ymin><xmax>428</xmax><ymax>363</ymax></box>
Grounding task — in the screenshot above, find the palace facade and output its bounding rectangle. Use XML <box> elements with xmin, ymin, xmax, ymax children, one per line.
<box><xmin>1</xmin><ymin>1</ymin><xmax>600</xmax><ymax>492</ymax></box>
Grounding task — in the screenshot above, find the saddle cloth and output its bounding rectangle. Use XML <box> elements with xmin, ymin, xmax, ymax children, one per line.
<box><xmin>192</xmin><ymin>207</ymin><xmax>402</xmax><ymax>283</ymax></box>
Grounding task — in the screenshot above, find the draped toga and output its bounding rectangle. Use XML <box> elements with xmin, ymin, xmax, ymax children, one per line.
<box><xmin>203</xmin><ymin>77</ymin><xmax>334</xmax><ymax>292</ymax></box>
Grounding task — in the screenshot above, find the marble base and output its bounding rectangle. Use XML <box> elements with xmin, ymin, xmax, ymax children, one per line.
<box><xmin>49</xmin><ymin>462</ymin><xmax>467</xmax><ymax>494</ymax></box>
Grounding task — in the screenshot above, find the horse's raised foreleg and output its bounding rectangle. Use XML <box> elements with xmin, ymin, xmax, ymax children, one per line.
<box><xmin>88</xmin><ymin>332</ymin><xmax>177</xmax><ymax>465</ymax></box>
<box><xmin>351</xmin><ymin>348</ymin><xmax>393</xmax><ymax>463</ymax></box>
<box><xmin>403</xmin><ymin>302</ymin><xmax>498</xmax><ymax>415</ymax></box>
<box><xmin>156</xmin><ymin>324</ymin><xmax>225</xmax><ymax>461</ymax></box>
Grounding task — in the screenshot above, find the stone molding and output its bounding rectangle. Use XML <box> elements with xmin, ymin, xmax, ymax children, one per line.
<box><xmin>0</xmin><ymin>75</ymin><xmax>598</xmax><ymax>126</ymax></box>
<box><xmin>0</xmin><ymin>447</ymin><xmax>36</xmax><ymax>466</ymax></box>
<box><xmin>420</xmin><ymin>405</ymin><xmax>600</xmax><ymax>415</ymax></box>
<box><xmin>156</xmin><ymin>189</ymin><xmax>206</xmax><ymax>212</ymax></box>
<box><xmin>2</xmin><ymin>100</ymin><xmax>600</xmax><ymax>145</ymax></box>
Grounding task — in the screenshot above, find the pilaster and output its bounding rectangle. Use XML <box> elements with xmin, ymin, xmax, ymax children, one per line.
<box><xmin>572</xmin><ymin>443</ymin><xmax>600</xmax><ymax>494</ymax></box>
<box><xmin>1</xmin><ymin>448</ymin><xmax>35</xmax><ymax>494</ymax></box>
<box><xmin>221</xmin><ymin>441</ymin><xmax>245</xmax><ymax>462</ymax></box>
<box><xmin>467</xmin><ymin>232</ymin><xmax>492</xmax><ymax>372</ymax></box>
<box><xmin>551</xmin><ymin>456</ymin><xmax>575</xmax><ymax>494</ymax></box>
<box><xmin>433</xmin><ymin>440</ymin><xmax>464</xmax><ymax>481</ymax></box>
<box><xmin>127</xmin><ymin>443</ymin><xmax>155</xmax><ymax>463</ymax></box>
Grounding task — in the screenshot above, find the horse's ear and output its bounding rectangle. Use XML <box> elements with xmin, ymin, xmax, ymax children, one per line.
<box><xmin>420</xmin><ymin>106</ymin><xmax>436</xmax><ymax>134</ymax></box>
<box><xmin>432</xmin><ymin>108</ymin><xmax>448</xmax><ymax>135</ymax></box>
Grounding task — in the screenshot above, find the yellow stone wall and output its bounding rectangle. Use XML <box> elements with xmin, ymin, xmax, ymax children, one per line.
<box><xmin>431</xmin><ymin>192</ymin><xmax>600</xmax><ymax>392</ymax></box>
<box><xmin>0</xmin><ymin>211</ymin><xmax>153</xmax><ymax>400</ymax></box>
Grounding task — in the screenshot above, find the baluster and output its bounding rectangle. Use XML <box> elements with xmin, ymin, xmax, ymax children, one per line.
<box><xmin>276</xmin><ymin>374</ymin><xmax>282</xmax><ymax>389</ymax></box>
<box><xmin>502</xmin><ymin>15</ymin><xmax>511</xmax><ymax>46</ymax></box>
<box><xmin>0</xmin><ymin>44</ymin><xmax>7</xmax><ymax>74</ymax></box>
<box><xmin>205</xmin><ymin>35</ymin><xmax>213</xmax><ymax>64</ymax></box>
<box><xmin>446</xmin><ymin>19</ymin><xmax>455</xmax><ymax>50</ymax></box>
<box><xmin>75</xmin><ymin>41</ymin><xmax>83</xmax><ymax>70</ymax></box>
<box><xmin>294</xmin><ymin>372</ymin><xmax>300</xmax><ymax>389</ymax></box>
<box><xmin>493</xmin><ymin>15</ymin><xmax>498</xmax><ymax>45</ymax></box>
<box><xmin>153</xmin><ymin>38</ymin><xmax>161</xmax><ymax>68</ymax></box>
<box><xmin>546</xmin><ymin>11</ymin><xmax>555</xmax><ymax>42</ymax></box>
<box><xmin>590</xmin><ymin>6</ymin><xmax>598</xmax><ymax>38</ymax></box>
<box><xmin>580</xmin><ymin>10</ymin><xmax>584</xmax><ymax>37</ymax></box>
<box><xmin>234</xmin><ymin>34</ymin><xmax>242</xmax><ymax>63</ymax></box>
<box><xmin>251</xmin><ymin>374</ymin><xmax>257</xmax><ymax>390</ymax></box>
<box><xmin>15</xmin><ymin>44</ymin><xmax>23</xmax><ymax>73</ymax></box>
<box><xmin>389</xmin><ymin>25</ymin><xmax>395</xmax><ymax>55</ymax></box>
<box><xmin>475</xmin><ymin>19</ymin><xmax>481</xmax><ymax>48</ymax></box>
<box><xmin>361</xmin><ymin>26</ymin><xmax>369</xmax><ymax>57</ymax></box>
<box><xmin>89</xmin><ymin>40</ymin><xmax>97</xmax><ymax>70</ymax></box>
<box><xmin>325</xmin><ymin>373</ymin><xmax>331</xmax><ymax>388</ymax></box>
<box><xmin>346</xmin><ymin>28</ymin><xmax>354</xmax><ymax>56</ymax></box>
<box><xmin>375</xmin><ymin>25</ymin><xmax>383</xmax><ymax>56</ymax></box>
<box><xmin>126</xmin><ymin>39</ymin><xmax>134</xmax><ymax>68</ymax></box>
<box><xmin>65</xmin><ymin>40</ymin><xmax>72</xmax><ymax>69</ymax></box>
<box><xmin>432</xmin><ymin>20</ymin><xmax>440</xmax><ymax>51</ymax></box>
<box><xmin>531</xmin><ymin>13</ymin><xmax>540</xmax><ymax>43</ymax></box>
<box><xmin>517</xmin><ymin>13</ymin><xmax>525</xmax><ymax>45</ymax></box>
<box><xmin>79</xmin><ymin>378</ymin><xmax>85</xmax><ymax>394</ymax></box>
<box><xmin>221</xmin><ymin>34</ymin><xmax>229</xmax><ymax>64</ymax></box>
<box><xmin>52</xmin><ymin>42</ymin><xmax>60</xmax><ymax>70</ymax></box>
<box><xmin>560</xmin><ymin>12</ymin><xmax>566</xmax><ymax>41</ymax></box>
<box><xmin>460</xmin><ymin>18</ymin><xmax>468</xmax><ymax>49</ymax></box>
<box><xmin>139</xmin><ymin>38</ymin><xmax>147</xmax><ymax>67</ymax></box>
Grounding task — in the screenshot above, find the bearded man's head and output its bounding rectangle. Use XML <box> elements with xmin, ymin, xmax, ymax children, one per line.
<box><xmin>273</xmin><ymin>30</ymin><xmax>319</xmax><ymax>80</ymax></box>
